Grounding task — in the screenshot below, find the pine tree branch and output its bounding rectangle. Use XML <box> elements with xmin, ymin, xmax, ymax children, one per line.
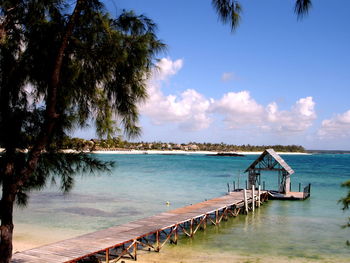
<box><xmin>18</xmin><ymin>0</ymin><xmax>84</xmax><ymax>187</ymax></box>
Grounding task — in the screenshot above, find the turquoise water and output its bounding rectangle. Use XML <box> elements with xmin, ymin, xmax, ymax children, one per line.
<box><xmin>14</xmin><ymin>154</ymin><xmax>350</xmax><ymax>260</ymax></box>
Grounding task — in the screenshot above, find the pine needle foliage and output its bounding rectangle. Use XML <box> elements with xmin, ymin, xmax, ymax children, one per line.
<box><xmin>0</xmin><ymin>0</ymin><xmax>164</xmax><ymax>200</ymax></box>
<box><xmin>340</xmin><ymin>180</ymin><xmax>350</xmax><ymax>210</ymax></box>
<box><xmin>295</xmin><ymin>0</ymin><xmax>312</xmax><ymax>19</ymax></box>
<box><xmin>3</xmin><ymin>152</ymin><xmax>113</xmax><ymax>207</ymax></box>
<box><xmin>339</xmin><ymin>180</ymin><xmax>350</xmax><ymax>245</ymax></box>
<box><xmin>212</xmin><ymin>0</ymin><xmax>312</xmax><ymax>32</ymax></box>
<box><xmin>212</xmin><ymin>0</ymin><xmax>242</xmax><ymax>32</ymax></box>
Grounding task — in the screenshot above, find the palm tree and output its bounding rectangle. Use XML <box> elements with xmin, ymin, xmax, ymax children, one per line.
<box><xmin>212</xmin><ymin>0</ymin><xmax>312</xmax><ymax>31</ymax></box>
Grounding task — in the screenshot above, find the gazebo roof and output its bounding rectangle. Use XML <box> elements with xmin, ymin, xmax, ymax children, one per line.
<box><xmin>244</xmin><ymin>149</ymin><xmax>294</xmax><ymax>175</ymax></box>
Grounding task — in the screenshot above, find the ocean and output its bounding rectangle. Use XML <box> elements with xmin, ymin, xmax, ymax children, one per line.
<box><xmin>13</xmin><ymin>153</ymin><xmax>350</xmax><ymax>262</ymax></box>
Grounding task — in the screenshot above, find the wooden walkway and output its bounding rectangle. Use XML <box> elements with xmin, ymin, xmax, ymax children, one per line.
<box><xmin>12</xmin><ymin>189</ymin><xmax>268</xmax><ymax>263</ymax></box>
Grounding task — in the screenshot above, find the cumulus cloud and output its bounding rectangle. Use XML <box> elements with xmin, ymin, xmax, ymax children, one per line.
<box><xmin>265</xmin><ymin>97</ymin><xmax>316</xmax><ymax>133</ymax></box>
<box><xmin>141</xmin><ymin>57</ymin><xmax>316</xmax><ymax>134</ymax></box>
<box><xmin>154</xmin><ymin>57</ymin><xmax>183</xmax><ymax>81</ymax></box>
<box><xmin>318</xmin><ymin>110</ymin><xmax>350</xmax><ymax>139</ymax></box>
<box><xmin>211</xmin><ymin>92</ymin><xmax>315</xmax><ymax>133</ymax></box>
<box><xmin>211</xmin><ymin>91</ymin><xmax>264</xmax><ymax>128</ymax></box>
<box><xmin>141</xmin><ymin>58</ymin><xmax>211</xmax><ymax>131</ymax></box>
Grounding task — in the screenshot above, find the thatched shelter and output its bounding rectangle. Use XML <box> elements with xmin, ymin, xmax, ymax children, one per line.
<box><xmin>245</xmin><ymin>149</ymin><xmax>294</xmax><ymax>193</ymax></box>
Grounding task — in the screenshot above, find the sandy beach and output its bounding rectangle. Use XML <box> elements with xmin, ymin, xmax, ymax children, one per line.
<box><xmin>13</xmin><ymin>237</ymin><xmax>348</xmax><ymax>263</ymax></box>
<box><xmin>134</xmin><ymin>247</ymin><xmax>349</xmax><ymax>263</ymax></box>
<box><xmin>13</xmin><ymin>231</ymin><xmax>348</xmax><ymax>263</ymax></box>
<box><xmin>12</xmin><ymin>224</ymin><xmax>85</xmax><ymax>254</ymax></box>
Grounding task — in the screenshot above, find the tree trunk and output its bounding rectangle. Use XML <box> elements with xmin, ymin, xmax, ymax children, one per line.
<box><xmin>0</xmin><ymin>176</ymin><xmax>17</xmax><ymax>263</ymax></box>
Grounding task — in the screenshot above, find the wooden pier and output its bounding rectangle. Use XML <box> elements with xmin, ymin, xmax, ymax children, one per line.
<box><xmin>268</xmin><ymin>183</ymin><xmax>311</xmax><ymax>200</ymax></box>
<box><xmin>12</xmin><ymin>189</ymin><xmax>268</xmax><ymax>263</ymax></box>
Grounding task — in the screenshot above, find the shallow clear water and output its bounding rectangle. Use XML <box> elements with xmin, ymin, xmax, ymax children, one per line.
<box><xmin>14</xmin><ymin>154</ymin><xmax>350</xmax><ymax>260</ymax></box>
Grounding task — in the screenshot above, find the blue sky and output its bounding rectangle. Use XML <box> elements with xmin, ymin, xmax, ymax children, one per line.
<box><xmin>77</xmin><ymin>0</ymin><xmax>350</xmax><ymax>150</ymax></box>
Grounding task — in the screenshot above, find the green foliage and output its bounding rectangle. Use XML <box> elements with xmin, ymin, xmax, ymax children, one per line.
<box><xmin>212</xmin><ymin>0</ymin><xmax>312</xmax><ymax>32</ymax></box>
<box><xmin>0</xmin><ymin>0</ymin><xmax>165</xmax><ymax>151</ymax></box>
<box><xmin>212</xmin><ymin>0</ymin><xmax>242</xmax><ymax>32</ymax></box>
<box><xmin>11</xmin><ymin>152</ymin><xmax>114</xmax><ymax>206</ymax></box>
<box><xmin>339</xmin><ymin>180</ymin><xmax>350</xmax><ymax>245</ymax></box>
<box><xmin>0</xmin><ymin>1</ymin><xmax>164</xmax><ymax>257</ymax></box>
<box><xmin>295</xmin><ymin>0</ymin><xmax>312</xmax><ymax>18</ymax></box>
<box><xmin>340</xmin><ymin>180</ymin><xmax>350</xmax><ymax>210</ymax></box>
<box><xmin>59</xmin><ymin>137</ymin><xmax>306</xmax><ymax>153</ymax></box>
<box><xmin>0</xmin><ymin>2</ymin><xmax>164</xmax><ymax>246</ymax></box>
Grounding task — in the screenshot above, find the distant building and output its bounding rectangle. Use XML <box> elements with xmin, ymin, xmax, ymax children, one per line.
<box><xmin>173</xmin><ymin>144</ymin><xmax>182</xmax><ymax>150</ymax></box>
<box><xmin>188</xmin><ymin>144</ymin><xmax>199</xmax><ymax>151</ymax></box>
<box><xmin>181</xmin><ymin>145</ymin><xmax>189</xmax><ymax>151</ymax></box>
<box><xmin>136</xmin><ymin>144</ymin><xmax>143</xmax><ymax>149</ymax></box>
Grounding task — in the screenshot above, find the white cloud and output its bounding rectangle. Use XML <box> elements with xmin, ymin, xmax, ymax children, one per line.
<box><xmin>265</xmin><ymin>96</ymin><xmax>316</xmax><ymax>133</ymax></box>
<box><xmin>318</xmin><ymin>110</ymin><xmax>350</xmax><ymax>139</ymax></box>
<box><xmin>141</xmin><ymin>58</ymin><xmax>211</xmax><ymax>131</ymax></box>
<box><xmin>221</xmin><ymin>72</ymin><xmax>234</xmax><ymax>82</ymax></box>
<box><xmin>211</xmin><ymin>91</ymin><xmax>264</xmax><ymax>128</ymax></box>
<box><xmin>141</xmin><ymin>57</ymin><xmax>316</xmax><ymax>134</ymax></box>
<box><xmin>211</xmin><ymin>92</ymin><xmax>316</xmax><ymax>133</ymax></box>
<box><xmin>154</xmin><ymin>58</ymin><xmax>183</xmax><ymax>81</ymax></box>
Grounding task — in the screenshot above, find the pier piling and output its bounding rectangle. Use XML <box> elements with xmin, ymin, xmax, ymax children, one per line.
<box><xmin>252</xmin><ymin>185</ymin><xmax>255</xmax><ymax>211</ymax></box>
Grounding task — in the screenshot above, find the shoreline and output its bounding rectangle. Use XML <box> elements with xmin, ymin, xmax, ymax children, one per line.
<box><xmin>13</xmin><ymin>232</ymin><xmax>348</xmax><ymax>263</ymax></box>
<box><xmin>90</xmin><ymin>150</ymin><xmax>310</xmax><ymax>155</ymax></box>
<box><xmin>0</xmin><ymin>148</ymin><xmax>310</xmax><ymax>155</ymax></box>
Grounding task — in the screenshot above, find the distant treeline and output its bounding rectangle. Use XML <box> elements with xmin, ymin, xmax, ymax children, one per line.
<box><xmin>50</xmin><ymin>137</ymin><xmax>306</xmax><ymax>153</ymax></box>
<box><xmin>307</xmin><ymin>150</ymin><xmax>350</xmax><ymax>154</ymax></box>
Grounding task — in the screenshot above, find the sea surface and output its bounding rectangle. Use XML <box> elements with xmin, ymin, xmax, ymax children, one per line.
<box><xmin>14</xmin><ymin>153</ymin><xmax>350</xmax><ymax>261</ymax></box>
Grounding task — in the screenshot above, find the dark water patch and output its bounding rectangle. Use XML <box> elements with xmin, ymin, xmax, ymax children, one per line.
<box><xmin>211</xmin><ymin>174</ymin><xmax>232</xmax><ymax>178</ymax></box>
<box><xmin>115</xmin><ymin>206</ymin><xmax>143</xmax><ymax>217</ymax></box>
<box><xmin>29</xmin><ymin>192</ymin><xmax>129</xmax><ymax>204</ymax></box>
<box><xmin>59</xmin><ymin>207</ymin><xmax>116</xmax><ymax>217</ymax></box>
<box><xmin>57</xmin><ymin>206</ymin><xmax>143</xmax><ymax>218</ymax></box>
<box><xmin>140</xmin><ymin>169</ymin><xmax>157</xmax><ymax>174</ymax></box>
